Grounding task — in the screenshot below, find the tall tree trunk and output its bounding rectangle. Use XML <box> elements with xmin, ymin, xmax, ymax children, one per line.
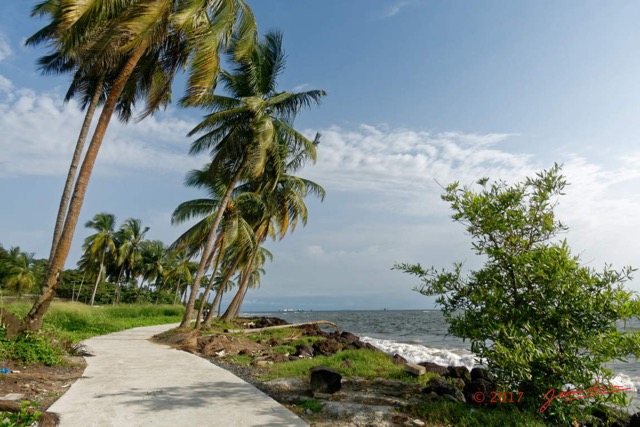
<box><xmin>75</xmin><ymin>273</ymin><xmax>85</xmax><ymax>302</ymax></box>
<box><xmin>48</xmin><ymin>79</ymin><xmax>104</xmax><ymax>264</ymax></box>
<box><xmin>22</xmin><ymin>46</ymin><xmax>147</xmax><ymax>332</ymax></box>
<box><xmin>195</xmin><ymin>235</ymin><xmax>224</xmax><ymax>329</ymax></box>
<box><xmin>203</xmin><ymin>256</ymin><xmax>240</xmax><ymax>327</ymax></box>
<box><xmin>114</xmin><ymin>265</ymin><xmax>125</xmax><ymax>305</ymax></box>
<box><xmin>89</xmin><ymin>252</ymin><xmax>105</xmax><ymax>306</ymax></box>
<box><xmin>179</xmin><ymin>157</ymin><xmax>248</xmax><ymax>328</ymax></box>
<box><xmin>221</xmin><ymin>256</ymin><xmax>256</xmax><ymax>322</ymax></box>
<box><xmin>173</xmin><ymin>278</ymin><xmax>182</xmax><ymax>305</ymax></box>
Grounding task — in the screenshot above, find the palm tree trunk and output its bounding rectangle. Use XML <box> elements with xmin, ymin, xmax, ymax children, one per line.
<box><xmin>195</xmin><ymin>235</ymin><xmax>223</xmax><ymax>329</ymax></box>
<box><xmin>179</xmin><ymin>156</ymin><xmax>248</xmax><ymax>328</ymax></box>
<box><xmin>22</xmin><ymin>45</ymin><xmax>147</xmax><ymax>332</ymax></box>
<box><xmin>89</xmin><ymin>252</ymin><xmax>105</xmax><ymax>306</ymax></box>
<box><xmin>75</xmin><ymin>273</ymin><xmax>85</xmax><ymax>302</ymax></box>
<box><xmin>173</xmin><ymin>278</ymin><xmax>182</xmax><ymax>305</ymax></box>
<box><xmin>221</xmin><ymin>257</ymin><xmax>256</xmax><ymax>322</ymax></box>
<box><xmin>113</xmin><ymin>264</ymin><xmax>125</xmax><ymax>305</ymax></box>
<box><xmin>204</xmin><ymin>256</ymin><xmax>240</xmax><ymax>327</ymax></box>
<box><xmin>48</xmin><ymin>79</ymin><xmax>104</xmax><ymax>264</ymax></box>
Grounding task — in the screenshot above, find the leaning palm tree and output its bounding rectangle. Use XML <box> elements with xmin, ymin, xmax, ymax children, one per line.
<box><xmin>180</xmin><ymin>30</ymin><xmax>325</xmax><ymax>327</ymax></box>
<box><xmin>24</xmin><ymin>0</ymin><xmax>258</xmax><ymax>332</ymax></box>
<box><xmin>83</xmin><ymin>213</ymin><xmax>117</xmax><ymax>305</ymax></box>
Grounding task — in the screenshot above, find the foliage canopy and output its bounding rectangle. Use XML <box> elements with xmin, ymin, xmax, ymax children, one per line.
<box><xmin>396</xmin><ymin>164</ymin><xmax>640</xmax><ymax>423</ymax></box>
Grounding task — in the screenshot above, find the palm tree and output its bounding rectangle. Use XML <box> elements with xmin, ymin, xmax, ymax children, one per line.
<box><xmin>180</xmin><ymin>30</ymin><xmax>325</xmax><ymax>328</ymax></box>
<box><xmin>1</xmin><ymin>248</ymin><xmax>37</xmax><ymax>298</ymax></box>
<box><xmin>113</xmin><ymin>218</ymin><xmax>149</xmax><ymax>304</ymax></box>
<box><xmin>83</xmin><ymin>213</ymin><xmax>117</xmax><ymax>305</ymax></box>
<box><xmin>140</xmin><ymin>240</ymin><xmax>168</xmax><ymax>292</ymax></box>
<box><xmin>24</xmin><ymin>0</ymin><xmax>258</xmax><ymax>332</ymax></box>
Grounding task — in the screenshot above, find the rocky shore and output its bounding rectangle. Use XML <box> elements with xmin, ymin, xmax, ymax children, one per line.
<box><xmin>155</xmin><ymin>317</ymin><xmax>506</xmax><ymax>426</ymax></box>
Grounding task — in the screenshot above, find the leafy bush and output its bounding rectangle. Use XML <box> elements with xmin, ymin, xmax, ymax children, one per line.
<box><xmin>396</xmin><ymin>165</ymin><xmax>640</xmax><ymax>423</ymax></box>
<box><xmin>0</xmin><ymin>401</ymin><xmax>42</xmax><ymax>427</ymax></box>
<box><xmin>0</xmin><ymin>329</ymin><xmax>62</xmax><ymax>365</ymax></box>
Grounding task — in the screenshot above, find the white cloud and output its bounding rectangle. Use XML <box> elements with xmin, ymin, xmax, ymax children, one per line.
<box><xmin>381</xmin><ymin>1</ymin><xmax>411</xmax><ymax>18</ymax></box>
<box><xmin>0</xmin><ymin>83</ymin><xmax>206</xmax><ymax>178</ymax></box>
<box><xmin>0</xmin><ymin>34</ymin><xmax>12</xmax><ymax>62</ymax></box>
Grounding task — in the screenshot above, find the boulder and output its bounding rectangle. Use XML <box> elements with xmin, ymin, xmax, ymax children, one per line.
<box><xmin>392</xmin><ymin>354</ymin><xmax>408</xmax><ymax>365</ymax></box>
<box><xmin>294</xmin><ymin>344</ymin><xmax>314</xmax><ymax>358</ymax></box>
<box><xmin>418</xmin><ymin>362</ymin><xmax>448</xmax><ymax>376</ymax></box>
<box><xmin>463</xmin><ymin>379</ymin><xmax>496</xmax><ymax>405</ymax></box>
<box><xmin>310</xmin><ymin>366</ymin><xmax>342</xmax><ymax>394</ymax></box>
<box><xmin>313</xmin><ymin>339</ymin><xmax>342</xmax><ymax>356</ymax></box>
<box><xmin>628</xmin><ymin>412</ymin><xmax>640</xmax><ymax>427</ymax></box>
<box><xmin>269</xmin><ymin>353</ymin><xmax>290</xmax><ymax>363</ymax></box>
<box><xmin>446</xmin><ymin>366</ymin><xmax>471</xmax><ymax>381</ymax></box>
<box><xmin>423</xmin><ymin>377</ymin><xmax>466</xmax><ymax>403</ymax></box>
<box><xmin>470</xmin><ymin>367</ymin><xmax>494</xmax><ymax>382</ymax></box>
<box><xmin>339</xmin><ymin>331</ymin><xmax>360</xmax><ymax>344</ymax></box>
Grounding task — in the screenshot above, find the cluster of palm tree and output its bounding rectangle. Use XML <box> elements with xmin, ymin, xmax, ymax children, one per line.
<box><xmin>22</xmin><ymin>1</ymin><xmax>325</xmax><ymax>332</ymax></box>
<box><xmin>174</xmin><ymin>31</ymin><xmax>325</xmax><ymax>328</ymax></box>
<box><xmin>76</xmin><ymin>214</ymin><xmax>198</xmax><ymax>306</ymax></box>
<box><xmin>22</xmin><ymin>0</ymin><xmax>258</xmax><ymax>332</ymax></box>
<box><xmin>0</xmin><ymin>246</ymin><xmax>39</xmax><ymax>298</ymax></box>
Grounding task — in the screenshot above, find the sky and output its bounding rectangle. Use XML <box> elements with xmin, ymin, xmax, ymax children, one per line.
<box><xmin>1</xmin><ymin>1</ymin><xmax>640</xmax><ymax>310</ymax></box>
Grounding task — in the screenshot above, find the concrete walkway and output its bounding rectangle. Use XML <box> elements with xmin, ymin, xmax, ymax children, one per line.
<box><xmin>48</xmin><ymin>324</ymin><xmax>307</xmax><ymax>427</ymax></box>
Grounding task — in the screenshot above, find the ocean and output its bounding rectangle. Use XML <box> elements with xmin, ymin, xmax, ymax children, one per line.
<box><xmin>247</xmin><ymin>309</ymin><xmax>640</xmax><ymax>395</ymax></box>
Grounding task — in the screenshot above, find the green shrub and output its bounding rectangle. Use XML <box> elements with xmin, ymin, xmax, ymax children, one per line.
<box><xmin>396</xmin><ymin>165</ymin><xmax>640</xmax><ymax>424</ymax></box>
<box><xmin>0</xmin><ymin>329</ymin><xmax>62</xmax><ymax>366</ymax></box>
<box><xmin>0</xmin><ymin>401</ymin><xmax>42</xmax><ymax>427</ymax></box>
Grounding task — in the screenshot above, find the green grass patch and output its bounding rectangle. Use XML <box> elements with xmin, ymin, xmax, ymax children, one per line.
<box><xmin>262</xmin><ymin>349</ymin><xmax>435</xmax><ymax>385</ymax></box>
<box><xmin>226</xmin><ymin>354</ymin><xmax>253</xmax><ymax>366</ymax></box>
<box><xmin>0</xmin><ymin>301</ymin><xmax>185</xmax><ymax>364</ymax></box>
<box><xmin>407</xmin><ymin>401</ymin><xmax>548</xmax><ymax>427</ymax></box>
<box><xmin>245</xmin><ymin>327</ymin><xmax>303</xmax><ymax>342</ymax></box>
<box><xmin>296</xmin><ymin>398</ymin><xmax>323</xmax><ymax>414</ymax></box>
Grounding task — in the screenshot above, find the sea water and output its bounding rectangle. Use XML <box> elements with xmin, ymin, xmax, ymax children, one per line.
<box><xmin>248</xmin><ymin>309</ymin><xmax>640</xmax><ymax>395</ymax></box>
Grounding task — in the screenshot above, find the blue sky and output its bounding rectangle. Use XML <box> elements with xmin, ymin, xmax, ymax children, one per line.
<box><xmin>1</xmin><ymin>1</ymin><xmax>640</xmax><ymax>310</ymax></box>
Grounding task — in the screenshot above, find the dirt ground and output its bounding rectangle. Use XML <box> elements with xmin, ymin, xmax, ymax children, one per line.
<box><xmin>0</xmin><ymin>356</ymin><xmax>86</xmax><ymax>410</ymax></box>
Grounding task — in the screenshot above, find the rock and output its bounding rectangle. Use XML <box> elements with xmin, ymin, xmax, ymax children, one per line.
<box><xmin>418</xmin><ymin>362</ymin><xmax>448</xmax><ymax>376</ymax></box>
<box><xmin>294</xmin><ymin>344</ymin><xmax>314</xmax><ymax>358</ymax></box>
<box><xmin>321</xmin><ymin>401</ymin><xmax>393</xmax><ymax>426</ymax></box>
<box><xmin>0</xmin><ymin>393</ymin><xmax>24</xmax><ymax>401</ymax></box>
<box><xmin>392</xmin><ymin>354</ymin><xmax>408</xmax><ymax>365</ymax></box>
<box><xmin>262</xmin><ymin>378</ymin><xmax>307</xmax><ymax>392</ymax></box>
<box><xmin>628</xmin><ymin>412</ymin><xmax>640</xmax><ymax>427</ymax></box>
<box><xmin>268</xmin><ymin>338</ymin><xmax>279</xmax><ymax>347</ymax></box>
<box><xmin>451</xmin><ymin>378</ymin><xmax>466</xmax><ymax>390</ymax></box>
<box><xmin>423</xmin><ymin>377</ymin><xmax>466</xmax><ymax>403</ymax></box>
<box><xmin>470</xmin><ymin>367</ymin><xmax>494</xmax><ymax>382</ymax></box>
<box><xmin>463</xmin><ymin>379</ymin><xmax>496</xmax><ymax>405</ymax></box>
<box><xmin>254</xmin><ymin>360</ymin><xmax>269</xmax><ymax>367</ymax></box>
<box><xmin>339</xmin><ymin>331</ymin><xmax>360</xmax><ymax>344</ymax></box>
<box><xmin>310</xmin><ymin>366</ymin><xmax>342</xmax><ymax>394</ymax></box>
<box><xmin>237</xmin><ymin>348</ymin><xmax>251</xmax><ymax>356</ymax></box>
<box><xmin>253</xmin><ymin>317</ymin><xmax>289</xmax><ymax>328</ymax></box>
<box><xmin>269</xmin><ymin>353</ymin><xmax>290</xmax><ymax>363</ymax></box>
<box><xmin>313</xmin><ymin>339</ymin><xmax>342</xmax><ymax>356</ymax></box>
<box><xmin>446</xmin><ymin>365</ymin><xmax>471</xmax><ymax>381</ymax></box>
<box><xmin>404</xmin><ymin>362</ymin><xmax>426</xmax><ymax>376</ymax></box>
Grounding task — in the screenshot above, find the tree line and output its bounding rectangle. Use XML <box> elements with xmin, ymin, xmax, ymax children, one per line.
<box><xmin>11</xmin><ymin>0</ymin><xmax>324</xmax><ymax>332</ymax></box>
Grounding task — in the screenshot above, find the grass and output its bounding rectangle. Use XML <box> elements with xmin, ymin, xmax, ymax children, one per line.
<box><xmin>405</xmin><ymin>400</ymin><xmax>548</xmax><ymax>427</ymax></box>
<box><xmin>0</xmin><ymin>301</ymin><xmax>184</xmax><ymax>364</ymax></box>
<box><xmin>295</xmin><ymin>398</ymin><xmax>323</xmax><ymax>414</ymax></box>
<box><xmin>262</xmin><ymin>348</ymin><xmax>436</xmax><ymax>385</ymax></box>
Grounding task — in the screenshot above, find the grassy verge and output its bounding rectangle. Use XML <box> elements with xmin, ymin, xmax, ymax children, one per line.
<box><xmin>1</xmin><ymin>301</ymin><xmax>184</xmax><ymax>365</ymax></box>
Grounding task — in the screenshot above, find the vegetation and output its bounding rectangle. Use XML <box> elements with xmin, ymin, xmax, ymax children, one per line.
<box><xmin>178</xmin><ymin>30</ymin><xmax>326</xmax><ymax>327</ymax></box>
<box><xmin>0</xmin><ymin>401</ymin><xmax>42</xmax><ymax>427</ymax></box>
<box><xmin>23</xmin><ymin>0</ymin><xmax>258</xmax><ymax>332</ymax></box>
<box><xmin>405</xmin><ymin>401</ymin><xmax>547</xmax><ymax>427</ymax></box>
<box><xmin>396</xmin><ymin>165</ymin><xmax>640</xmax><ymax>424</ymax></box>
<box><xmin>1</xmin><ymin>301</ymin><xmax>184</xmax><ymax>361</ymax></box>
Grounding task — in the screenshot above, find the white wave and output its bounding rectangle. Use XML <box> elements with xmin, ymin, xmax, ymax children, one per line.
<box><xmin>361</xmin><ymin>336</ymin><xmax>476</xmax><ymax>369</ymax></box>
<box><xmin>611</xmin><ymin>373</ymin><xmax>640</xmax><ymax>393</ymax></box>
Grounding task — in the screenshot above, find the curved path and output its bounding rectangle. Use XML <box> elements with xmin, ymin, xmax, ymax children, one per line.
<box><xmin>48</xmin><ymin>324</ymin><xmax>307</xmax><ymax>427</ymax></box>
